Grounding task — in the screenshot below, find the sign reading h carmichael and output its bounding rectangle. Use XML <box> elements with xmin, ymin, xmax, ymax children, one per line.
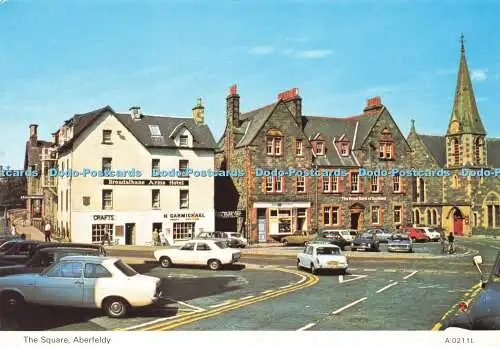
<box><xmin>103</xmin><ymin>179</ymin><xmax>188</xmax><ymax>186</ymax></box>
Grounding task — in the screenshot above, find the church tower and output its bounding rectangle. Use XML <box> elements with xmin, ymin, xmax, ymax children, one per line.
<box><xmin>445</xmin><ymin>34</ymin><xmax>487</xmax><ymax>168</ymax></box>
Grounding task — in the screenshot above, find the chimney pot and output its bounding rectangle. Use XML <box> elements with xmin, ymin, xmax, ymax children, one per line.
<box><xmin>192</xmin><ymin>98</ymin><xmax>205</xmax><ymax>125</ymax></box>
<box><xmin>277</xmin><ymin>88</ymin><xmax>299</xmax><ymax>101</ymax></box>
<box><xmin>229</xmin><ymin>84</ymin><xmax>238</xmax><ymax>96</ymax></box>
<box><xmin>367</xmin><ymin>97</ymin><xmax>381</xmax><ymax>107</ymax></box>
<box><xmin>129</xmin><ymin>106</ymin><xmax>141</xmax><ymax>120</ymax></box>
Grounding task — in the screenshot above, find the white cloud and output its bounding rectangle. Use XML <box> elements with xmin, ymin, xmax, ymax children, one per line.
<box><xmin>248</xmin><ymin>46</ymin><xmax>275</xmax><ymax>56</ymax></box>
<box><xmin>294</xmin><ymin>49</ymin><xmax>334</xmax><ymax>59</ymax></box>
<box><xmin>471</xmin><ymin>68</ymin><xmax>488</xmax><ymax>81</ymax></box>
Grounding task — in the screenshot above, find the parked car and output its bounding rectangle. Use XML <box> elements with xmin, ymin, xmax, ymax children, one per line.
<box><xmin>444</xmin><ymin>252</ymin><xmax>500</xmax><ymax>330</ymax></box>
<box><xmin>30</xmin><ymin>242</ymin><xmax>107</xmax><ymax>257</ymax></box>
<box><xmin>153</xmin><ymin>240</ymin><xmax>241</xmax><ymax>270</ymax></box>
<box><xmin>281</xmin><ymin>233</ymin><xmax>315</xmax><ymax>247</ymax></box>
<box><xmin>313</xmin><ymin>230</ymin><xmax>351</xmax><ymax>250</ymax></box>
<box><xmin>192</xmin><ymin>231</ymin><xmax>237</xmax><ymax>247</ymax></box>
<box><xmin>297</xmin><ymin>243</ymin><xmax>348</xmax><ymax>275</ymax></box>
<box><xmin>416</xmin><ymin>227</ymin><xmax>441</xmax><ymax>242</ymax></box>
<box><xmin>402</xmin><ymin>228</ymin><xmax>430</xmax><ymax>242</ymax></box>
<box><xmin>387</xmin><ymin>234</ymin><xmax>413</xmax><ymax>253</ymax></box>
<box><xmin>0</xmin><ymin>256</ymin><xmax>162</xmax><ymax>318</ymax></box>
<box><xmin>320</xmin><ymin>229</ymin><xmax>355</xmax><ymax>243</ymax></box>
<box><xmin>0</xmin><ymin>247</ymin><xmax>104</xmax><ymax>277</ymax></box>
<box><xmin>0</xmin><ymin>240</ymin><xmax>43</xmax><ymax>265</ymax></box>
<box><xmin>221</xmin><ymin>232</ymin><xmax>248</xmax><ymax>248</ymax></box>
<box><xmin>351</xmin><ymin>232</ymin><xmax>380</xmax><ymax>252</ymax></box>
<box><xmin>367</xmin><ymin>228</ymin><xmax>393</xmax><ymax>243</ymax></box>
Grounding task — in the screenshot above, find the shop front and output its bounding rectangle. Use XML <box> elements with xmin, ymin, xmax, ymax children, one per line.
<box><xmin>163</xmin><ymin>210</ymin><xmax>215</xmax><ymax>245</ymax></box>
<box><xmin>252</xmin><ymin>202</ymin><xmax>311</xmax><ymax>242</ymax></box>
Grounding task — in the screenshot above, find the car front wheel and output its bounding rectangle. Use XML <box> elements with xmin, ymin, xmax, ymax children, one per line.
<box><xmin>297</xmin><ymin>259</ymin><xmax>302</xmax><ymax>270</ymax></box>
<box><xmin>1</xmin><ymin>291</ymin><xmax>25</xmax><ymax>313</ymax></box>
<box><xmin>103</xmin><ymin>297</ymin><xmax>128</xmax><ymax>318</ymax></box>
<box><xmin>159</xmin><ymin>256</ymin><xmax>172</xmax><ymax>268</ymax></box>
<box><xmin>310</xmin><ymin>264</ymin><xmax>317</xmax><ymax>275</ymax></box>
<box><xmin>208</xmin><ymin>259</ymin><xmax>222</xmax><ymax>271</ymax></box>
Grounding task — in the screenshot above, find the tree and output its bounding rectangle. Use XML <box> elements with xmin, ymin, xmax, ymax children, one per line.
<box><xmin>0</xmin><ymin>176</ymin><xmax>27</xmax><ymax>209</ymax></box>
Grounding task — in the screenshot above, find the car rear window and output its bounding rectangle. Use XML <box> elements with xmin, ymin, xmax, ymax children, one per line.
<box><xmin>214</xmin><ymin>241</ymin><xmax>228</xmax><ymax>249</ymax></box>
<box><xmin>114</xmin><ymin>260</ymin><xmax>138</xmax><ymax>277</ymax></box>
<box><xmin>316</xmin><ymin>247</ymin><xmax>340</xmax><ymax>255</ymax></box>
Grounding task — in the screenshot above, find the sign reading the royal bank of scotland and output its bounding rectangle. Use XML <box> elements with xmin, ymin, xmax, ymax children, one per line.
<box><xmin>103</xmin><ymin>179</ymin><xmax>188</xmax><ymax>186</ymax></box>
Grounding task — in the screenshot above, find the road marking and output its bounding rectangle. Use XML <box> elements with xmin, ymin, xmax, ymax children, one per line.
<box><xmin>384</xmin><ymin>269</ymin><xmax>397</xmax><ymax>272</ymax></box>
<box><xmin>116</xmin><ymin>311</ymin><xmax>194</xmax><ymax>331</ymax></box>
<box><xmin>403</xmin><ymin>271</ymin><xmax>418</xmax><ymax>280</ymax></box>
<box><xmin>363</xmin><ymin>268</ymin><xmax>377</xmax><ymax>272</ymax></box>
<box><xmin>239</xmin><ymin>295</ymin><xmax>254</xmax><ymax>300</ymax></box>
<box><xmin>339</xmin><ymin>274</ymin><xmax>368</xmax><ymax>284</ymax></box>
<box><xmin>279</xmin><ymin>285</ymin><xmax>293</xmax><ymax>289</ymax></box>
<box><xmin>129</xmin><ymin>267</ymin><xmax>319</xmax><ymax>331</ymax></box>
<box><xmin>176</xmin><ymin>300</ymin><xmax>205</xmax><ymax>312</ymax></box>
<box><xmin>332</xmin><ymin>297</ymin><xmax>367</xmax><ymax>315</ymax></box>
<box><xmin>491</xmin><ymin>246</ymin><xmax>500</xmax><ymax>250</ymax></box>
<box><xmin>261</xmin><ymin>290</ymin><xmax>273</xmax><ymax>294</ymax></box>
<box><xmin>376</xmin><ymin>281</ymin><xmax>399</xmax><ymax>293</ymax></box>
<box><xmin>297</xmin><ymin>323</ymin><xmax>316</xmax><ymax>331</ymax></box>
<box><xmin>432</xmin><ymin>322</ymin><xmax>442</xmax><ymax>331</ymax></box>
<box><xmin>209</xmin><ymin>300</ymin><xmax>235</xmax><ymax>308</ymax></box>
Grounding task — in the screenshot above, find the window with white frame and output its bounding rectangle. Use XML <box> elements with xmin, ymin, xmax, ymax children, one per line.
<box><xmin>102</xmin><ymin>130</ymin><xmax>112</xmax><ymax>144</ymax></box>
<box><xmin>102</xmin><ymin>190</ymin><xmax>113</xmax><ymax>210</ymax></box>
<box><xmin>371</xmin><ymin>176</ymin><xmax>379</xmax><ymax>192</ymax></box>
<box><xmin>393</xmin><ymin>174</ymin><xmax>401</xmax><ymax>192</ymax></box>
<box><xmin>296</xmin><ymin>176</ymin><xmax>305</xmax><ymax>193</ymax></box>
<box><xmin>331</xmin><ymin>206</ymin><xmax>339</xmax><ymax>225</ymax></box>
<box><xmin>323</xmin><ymin>206</ymin><xmax>340</xmax><ymax>225</ymax></box>
<box><xmin>265</xmin><ymin>177</ymin><xmax>273</xmax><ymax>193</ymax></box>
<box><xmin>371</xmin><ymin>206</ymin><xmax>380</xmax><ymax>224</ymax></box>
<box><xmin>322</xmin><ymin>176</ymin><xmax>339</xmax><ymax>193</ymax></box>
<box><xmin>91</xmin><ymin>224</ymin><xmax>113</xmax><ymax>243</ymax></box>
<box><xmin>152</xmin><ymin>189</ymin><xmax>160</xmax><ymax>208</ymax></box>
<box><xmin>351</xmin><ymin>172</ymin><xmax>359</xmax><ymax>192</ymax></box>
<box><xmin>152</xmin><ymin>159</ymin><xmax>160</xmax><ymax>173</ymax></box>
<box><xmin>296</xmin><ymin>139</ymin><xmax>303</xmax><ymax>156</ymax></box>
<box><xmin>315</xmin><ymin>141</ymin><xmax>325</xmax><ymax>155</ymax></box>
<box><xmin>179</xmin><ymin>190</ymin><xmax>189</xmax><ymax>209</ymax></box>
<box><xmin>341</xmin><ymin>143</ymin><xmax>348</xmax><ymax>156</ymax></box>
<box><xmin>322</xmin><ymin>177</ymin><xmax>331</xmax><ymax>192</ymax></box>
<box><xmin>393</xmin><ymin>206</ymin><xmax>402</xmax><ymax>224</ymax></box>
<box><xmin>102</xmin><ymin>157</ymin><xmax>112</xmax><ymax>171</ymax></box>
<box><xmin>266</xmin><ymin>136</ymin><xmax>283</xmax><ymax>156</ymax></box>
<box><xmin>274</xmin><ymin>177</ymin><xmax>283</xmax><ymax>192</ymax></box>
<box><xmin>173</xmin><ymin>222</ymin><xmax>195</xmax><ymax>240</ymax></box>
<box><xmin>179</xmin><ymin>159</ymin><xmax>189</xmax><ymax>176</ymax></box>
<box><xmin>323</xmin><ymin>207</ymin><xmax>330</xmax><ymax>225</ymax></box>
<box><xmin>179</xmin><ymin>135</ymin><xmax>189</xmax><ymax>147</ymax></box>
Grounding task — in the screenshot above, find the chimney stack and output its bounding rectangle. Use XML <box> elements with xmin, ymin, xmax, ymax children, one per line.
<box><xmin>278</xmin><ymin>88</ymin><xmax>302</xmax><ymax>121</ymax></box>
<box><xmin>29</xmin><ymin>124</ymin><xmax>38</xmax><ymax>145</ymax></box>
<box><xmin>129</xmin><ymin>106</ymin><xmax>141</xmax><ymax>120</ymax></box>
<box><xmin>226</xmin><ymin>84</ymin><xmax>240</xmax><ymax>128</ymax></box>
<box><xmin>192</xmin><ymin>98</ymin><xmax>205</xmax><ymax>125</ymax></box>
<box><xmin>363</xmin><ymin>96</ymin><xmax>383</xmax><ymax>112</ymax></box>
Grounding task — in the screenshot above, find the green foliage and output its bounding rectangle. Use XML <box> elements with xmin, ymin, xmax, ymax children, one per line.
<box><xmin>0</xmin><ymin>176</ymin><xmax>27</xmax><ymax>208</ymax></box>
<box><xmin>471</xmin><ymin>227</ymin><xmax>499</xmax><ymax>236</ymax></box>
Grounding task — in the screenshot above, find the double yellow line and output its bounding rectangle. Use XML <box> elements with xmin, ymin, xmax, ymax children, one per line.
<box><xmin>431</xmin><ymin>282</ymin><xmax>482</xmax><ymax>331</ymax></box>
<box><xmin>121</xmin><ymin>268</ymin><xmax>319</xmax><ymax>331</ymax></box>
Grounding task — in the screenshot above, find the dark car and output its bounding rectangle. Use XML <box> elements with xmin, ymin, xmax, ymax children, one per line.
<box><xmin>444</xmin><ymin>252</ymin><xmax>500</xmax><ymax>330</ymax></box>
<box><xmin>312</xmin><ymin>231</ymin><xmax>350</xmax><ymax>250</ymax></box>
<box><xmin>30</xmin><ymin>242</ymin><xmax>107</xmax><ymax>257</ymax></box>
<box><xmin>0</xmin><ymin>247</ymin><xmax>103</xmax><ymax>277</ymax></box>
<box><xmin>0</xmin><ymin>240</ymin><xmax>43</xmax><ymax>264</ymax></box>
<box><xmin>351</xmin><ymin>232</ymin><xmax>380</xmax><ymax>252</ymax></box>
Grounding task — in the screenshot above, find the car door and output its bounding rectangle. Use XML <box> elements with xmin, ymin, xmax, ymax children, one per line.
<box><xmin>301</xmin><ymin>246</ymin><xmax>313</xmax><ymax>268</ymax></box>
<box><xmin>195</xmin><ymin>242</ymin><xmax>213</xmax><ymax>265</ymax></box>
<box><xmin>83</xmin><ymin>262</ymin><xmax>113</xmax><ymax>307</ymax></box>
<box><xmin>298</xmin><ymin>246</ymin><xmax>308</xmax><ymax>267</ymax></box>
<box><xmin>35</xmin><ymin>261</ymin><xmax>84</xmax><ymax>307</ymax></box>
<box><xmin>178</xmin><ymin>242</ymin><xmax>197</xmax><ymax>264</ymax></box>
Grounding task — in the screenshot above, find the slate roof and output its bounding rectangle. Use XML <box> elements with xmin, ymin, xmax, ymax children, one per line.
<box><xmin>235</xmin><ymin>103</ymin><xmax>278</xmax><ymax>148</ymax></box>
<box><xmin>416</xmin><ymin>135</ymin><xmax>500</xmax><ymax>168</ymax></box>
<box><xmin>24</xmin><ymin>140</ymin><xmax>54</xmax><ymax>170</ymax></box>
<box><xmin>418</xmin><ymin>135</ymin><xmax>447</xmax><ymax>167</ymax></box>
<box><xmin>58</xmin><ymin>106</ymin><xmax>216</xmax><ymax>152</ymax></box>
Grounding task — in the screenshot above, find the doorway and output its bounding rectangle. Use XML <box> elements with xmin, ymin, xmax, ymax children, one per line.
<box><xmin>349</xmin><ymin>203</ymin><xmax>365</xmax><ymax>230</ymax></box>
<box><xmin>452</xmin><ymin>208</ymin><xmax>464</xmax><ymax>236</ymax></box>
<box><xmin>257</xmin><ymin>209</ymin><xmax>267</xmax><ymax>242</ymax></box>
<box><xmin>350</xmin><ymin>213</ymin><xmax>360</xmax><ymax>230</ymax></box>
<box><xmin>125</xmin><ymin>223</ymin><xmax>135</xmax><ymax>245</ymax></box>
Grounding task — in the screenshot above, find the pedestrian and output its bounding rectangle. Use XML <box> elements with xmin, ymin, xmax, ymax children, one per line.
<box><xmin>152</xmin><ymin>229</ymin><xmax>159</xmax><ymax>246</ymax></box>
<box><xmin>44</xmin><ymin>222</ymin><xmax>52</xmax><ymax>242</ymax></box>
<box><xmin>447</xmin><ymin>231</ymin><xmax>455</xmax><ymax>254</ymax></box>
<box><xmin>20</xmin><ymin>233</ymin><xmax>26</xmax><ymax>240</ymax></box>
<box><xmin>159</xmin><ymin>229</ymin><xmax>167</xmax><ymax>246</ymax></box>
<box><xmin>10</xmin><ymin>224</ymin><xmax>16</xmax><ymax>237</ymax></box>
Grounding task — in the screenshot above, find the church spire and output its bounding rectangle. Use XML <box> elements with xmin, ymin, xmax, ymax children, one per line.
<box><xmin>446</xmin><ymin>34</ymin><xmax>486</xmax><ymax>136</ymax></box>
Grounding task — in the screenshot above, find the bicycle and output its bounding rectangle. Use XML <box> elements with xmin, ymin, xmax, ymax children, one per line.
<box><xmin>448</xmin><ymin>242</ymin><xmax>456</xmax><ymax>254</ymax></box>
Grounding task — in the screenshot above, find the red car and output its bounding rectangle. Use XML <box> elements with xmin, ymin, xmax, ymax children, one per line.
<box><xmin>401</xmin><ymin>227</ymin><xmax>430</xmax><ymax>242</ymax></box>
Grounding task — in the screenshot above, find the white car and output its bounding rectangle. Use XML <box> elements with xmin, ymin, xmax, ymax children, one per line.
<box><xmin>222</xmin><ymin>232</ymin><xmax>248</xmax><ymax>248</ymax></box>
<box><xmin>154</xmin><ymin>240</ymin><xmax>241</xmax><ymax>270</ymax></box>
<box><xmin>322</xmin><ymin>229</ymin><xmax>355</xmax><ymax>243</ymax></box>
<box><xmin>417</xmin><ymin>227</ymin><xmax>441</xmax><ymax>241</ymax></box>
<box><xmin>297</xmin><ymin>243</ymin><xmax>348</xmax><ymax>275</ymax></box>
<box><xmin>0</xmin><ymin>256</ymin><xmax>162</xmax><ymax>318</ymax></box>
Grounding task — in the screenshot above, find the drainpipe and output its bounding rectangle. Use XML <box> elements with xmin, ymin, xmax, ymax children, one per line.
<box><xmin>315</xmin><ymin>163</ymin><xmax>318</xmax><ymax>233</ymax></box>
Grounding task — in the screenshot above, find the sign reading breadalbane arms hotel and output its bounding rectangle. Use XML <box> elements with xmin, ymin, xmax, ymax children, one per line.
<box><xmin>103</xmin><ymin>179</ymin><xmax>188</xmax><ymax>186</ymax></box>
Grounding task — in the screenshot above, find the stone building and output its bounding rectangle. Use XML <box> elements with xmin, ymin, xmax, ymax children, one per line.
<box><xmin>215</xmin><ymin>86</ymin><xmax>413</xmax><ymax>243</ymax></box>
<box><xmin>23</xmin><ymin>124</ymin><xmax>59</xmax><ymax>233</ymax></box>
<box><xmin>407</xmin><ymin>37</ymin><xmax>500</xmax><ymax>235</ymax></box>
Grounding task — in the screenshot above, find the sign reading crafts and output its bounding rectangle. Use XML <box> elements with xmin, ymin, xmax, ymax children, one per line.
<box><xmin>164</xmin><ymin>213</ymin><xmax>205</xmax><ymax>221</ymax></box>
<box><xmin>103</xmin><ymin>179</ymin><xmax>188</xmax><ymax>186</ymax></box>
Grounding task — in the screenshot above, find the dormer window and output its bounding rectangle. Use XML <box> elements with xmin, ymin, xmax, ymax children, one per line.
<box><xmin>315</xmin><ymin>142</ymin><xmax>325</xmax><ymax>155</ymax></box>
<box><xmin>149</xmin><ymin>125</ymin><xmax>161</xmax><ymax>136</ymax></box>
<box><xmin>341</xmin><ymin>143</ymin><xmax>348</xmax><ymax>156</ymax></box>
<box><xmin>180</xmin><ymin>135</ymin><xmax>189</xmax><ymax>147</ymax></box>
<box><xmin>379</xmin><ymin>128</ymin><xmax>394</xmax><ymax>160</ymax></box>
<box><xmin>296</xmin><ymin>139</ymin><xmax>303</xmax><ymax>156</ymax></box>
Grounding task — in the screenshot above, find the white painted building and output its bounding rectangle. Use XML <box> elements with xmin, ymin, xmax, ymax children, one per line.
<box><xmin>54</xmin><ymin>101</ymin><xmax>216</xmax><ymax>245</ymax></box>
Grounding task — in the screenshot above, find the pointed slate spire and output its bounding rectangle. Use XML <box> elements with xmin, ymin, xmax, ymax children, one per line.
<box><xmin>446</xmin><ymin>34</ymin><xmax>486</xmax><ymax>135</ymax></box>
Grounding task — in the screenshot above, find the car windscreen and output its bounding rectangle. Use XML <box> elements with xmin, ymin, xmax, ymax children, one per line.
<box><xmin>114</xmin><ymin>260</ymin><xmax>138</xmax><ymax>276</ymax></box>
<box><xmin>0</xmin><ymin>241</ymin><xmax>17</xmax><ymax>252</ymax></box>
<box><xmin>391</xmin><ymin>235</ymin><xmax>410</xmax><ymax>241</ymax></box>
<box><xmin>316</xmin><ymin>247</ymin><xmax>340</xmax><ymax>255</ymax></box>
<box><xmin>360</xmin><ymin>233</ymin><xmax>374</xmax><ymax>239</ymax></box>
<box><xmin>214</xmin><ymin>241</ymin><xmax>228</xmax><ymax>249</ymax></box>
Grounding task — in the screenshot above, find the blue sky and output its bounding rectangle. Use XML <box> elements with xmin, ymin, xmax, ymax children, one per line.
<box><xmin>0</xmin><ymin>0</ymin><xmax>499</xmax><ymax>168</ymax></box>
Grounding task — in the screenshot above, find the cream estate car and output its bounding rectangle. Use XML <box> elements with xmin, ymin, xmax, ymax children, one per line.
<box><xmin>0</xmin><ymin>256</ymin><xmax>162</xmax><ymax>318</ymax></box>
<box><xmin>154</xmin><ymin>240</ymin><xmax>241</xmax><ymax>270</ymax></box>
<box><xmin>297</xmin><ymin>243</ymin><xmax>348</xmax><ymax>275</ymax></box>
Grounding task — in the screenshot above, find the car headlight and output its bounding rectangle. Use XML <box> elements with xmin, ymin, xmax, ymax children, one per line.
<box><xmin>315</xmin><ymin>258</ymin><xmax>320</xmax><ymax>265</ymax></box>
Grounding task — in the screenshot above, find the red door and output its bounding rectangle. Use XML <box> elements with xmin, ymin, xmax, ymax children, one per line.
<box><xmin>453</xmin><ymin>217</ymin><xmax>463</xmax><ymax>236</ymax></box>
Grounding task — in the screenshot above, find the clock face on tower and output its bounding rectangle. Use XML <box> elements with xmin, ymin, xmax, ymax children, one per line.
<box><xmin>450</xmin><ymin>120</ymin><xmax>459</xmax><ymax>133</ymax></box>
